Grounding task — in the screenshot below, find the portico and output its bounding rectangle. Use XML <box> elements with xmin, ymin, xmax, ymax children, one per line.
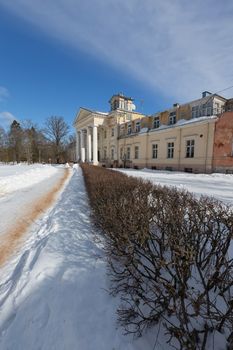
<box><xmin>73</xmin><ymin>107</ymin><xmax>106</xmax><ymax>165</ymax></box>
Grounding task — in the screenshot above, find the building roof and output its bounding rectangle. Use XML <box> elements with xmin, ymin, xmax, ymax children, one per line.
<box><xmin>108</xmin><ymin>93</ymin><xmax>134</xmax><ymax>103</ymax></box>
<box><xmin>79</xmin><ymin>107</ymin><xmax>108</xmax><ymax>115</ymax></box>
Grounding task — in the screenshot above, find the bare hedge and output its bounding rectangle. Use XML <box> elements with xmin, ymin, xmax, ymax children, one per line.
<box><xmin>81</xmin><ymin>164</ymin><xmax>233</xmax><ymax>350</ymax></box>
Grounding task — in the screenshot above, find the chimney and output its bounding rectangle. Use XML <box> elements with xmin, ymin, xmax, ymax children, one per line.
<box><xmin>202</xmin><ymin>91</ymin><xmax>211</xmax><ymax>98</ymax></box>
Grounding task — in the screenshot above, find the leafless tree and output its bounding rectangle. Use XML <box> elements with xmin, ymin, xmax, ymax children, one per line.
<box><xmin>66</xmin><ymin>133</ymin><xmax>76</xmax><ymax>162</ymax></box>
<box><xmin>44</xmin><ymin>116</ymin><xmax>69</xmax><ymax>163</ymax></box>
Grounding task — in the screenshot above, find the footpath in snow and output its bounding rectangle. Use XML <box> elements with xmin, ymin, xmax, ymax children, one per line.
<box><xmin>0</xmin><ymin>166</ymin><xmax>155</xmax><ymax>350</ymax></box>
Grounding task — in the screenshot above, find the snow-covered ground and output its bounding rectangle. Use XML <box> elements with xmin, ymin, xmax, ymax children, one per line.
<box><xmin>0</xmin><ymin>164</ymin><xmax>66</xmax><ymax>237</ymax></box>
<box><xmin>0</xmin><ymin>165</ymin><xmax>155</xmax><ymax>350</ymax></box>
<box><xmin>0</xmin><ymin>165</ymin><xmax>232</xmax><ymax>349</ymax></box>
<box><xmin>116</xmin><ymin>168</ymin><xmax>233</xmax><ymax>204</ymax></box>
<box><xmin>0</xmin><ymin>164</ymin><xmax>58</xmax><ymax>196</ymax></box>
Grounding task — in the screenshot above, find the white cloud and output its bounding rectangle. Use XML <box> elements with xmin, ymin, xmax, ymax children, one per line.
<box><xmin>1</xmin><ymin>0</ymin><xmax>233</xmax><ymax>102</ymax></box>
<box><xmin>0</xmin><ymin>86</ymin><xmax>9</xmax><ymax>102</ymax></box>
<box><xmin>0</xmin><ymin>111</ymin><xmax>17</xmax><ymax>129</ymax></box>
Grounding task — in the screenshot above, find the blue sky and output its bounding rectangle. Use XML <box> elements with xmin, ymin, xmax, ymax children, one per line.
<box><xmin>0</xmin><ymin>0</ymin><xmax>233</xmax><ymax>131</ymax></box>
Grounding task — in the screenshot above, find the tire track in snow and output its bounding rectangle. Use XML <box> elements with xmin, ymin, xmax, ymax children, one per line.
<box><xmin>0</xmin><ymin>168</ymin><xmax>71</xmax><ymax>267</ymax></box>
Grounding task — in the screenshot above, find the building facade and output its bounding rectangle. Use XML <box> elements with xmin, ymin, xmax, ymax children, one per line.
<box><xmin>73</xmin><ymin>92</ymin><xmax>233</xmax><ymax>173</ymax></box>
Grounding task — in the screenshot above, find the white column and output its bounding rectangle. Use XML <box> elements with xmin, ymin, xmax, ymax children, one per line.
<box><xmin>87</xmin><ymin>127</ymin><xmax>92</xmax><ymax>162</ymax></box>
<box><xmin>76</xmin><ymin>131</ymin><xmax>80</xmax><ymax>162</ymax></box>
<box><xmin>80</xmin><ymin>130</ymin><xmax>85</xmax><ymax>162</ymax></box>
<box><xmin>93</xmin><ymin>125</ymin><xmax>98</xmax><ymax>165</ymax></box>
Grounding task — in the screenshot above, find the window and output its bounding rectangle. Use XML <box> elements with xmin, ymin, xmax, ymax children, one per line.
<box><xmin>227</xmin><ymin>104</ymin><xmax>233</xmax><ymax>112</ymax></box>
<box><xmin>201</xmin><ymin>103</ymin><xmax>212</xmax><ymax>116</ymax></box>
<box><xmin>120</xmin><ymin>125</ymin><xmax>125</xmax><ymax>136</ymax></box>
<box><xmin>135</xmin><ymin>122</ymin><xmax>141</xmax><ymax>133</ymax></box>
<box><xmin>111</xmin><ymin>128</ymin><xmax>114</xmax><ymax>137</ymax></box>
<box><xmin>167</xmin><ymin>142</ymin><xmax>174</xmax><ymax>158</ymax></box>
<box><xmin>192</xmin><ymin>106</ymin><xmax>199</xmax><ymax>118</ymax></box>
<box><xmin>104</xmin><ymin>130</ymin><xmax>107</xmax><ymax>138</ymax></box>
<box><xmin>126</xmin><ymin>113</ymin><xmax>132</xmax><ymax>121</ymax></box>
<box><xmin>113</xmin><ymin>100</ymin><xmax>118</xmax><ymax>110</ymax></box>
<box><xmin>186</xmin><ymin>140</ymin><xmax>195</xmax><ymax>158</ymax></box>
<box><xmin>120</xmin><ymin>147</ymin><xmax>123</xmax><ymax>159</ymax></box>
<box><xmin>126</xmin><ymin>147</ymin><xmax>131</xmax><ymax>160</ymax></box>
<box><xmin>152</xmin><ymin>144</ymin><xmax>158</xmax><ymax>159</ymax></box>
<box><xmin>169</xmin><ymin>112</ymin><xmax>176</xmax><ymax>125</ymax></box>
<box><xmin>127</xmin><ymin>124</ymin><xmax>132</xmax><ymax>135</ymax></box>
<box><xmin>104</xmin><ymin>149</ymin><xmax>107</xmax><ymax>159</ymax></box>
<box><xmin>111</xmin><ymin>148</ymin><xmax>114</xmax><ymax>160</ymax></box>
<box><xmin>135</xmin><ymin>146</ymin><xmax>139</xmax><ymax>159</ymax></box>
<box><xmin>153</xmin><ymin>117</ymin><xmax>160</xmax><ymax>128</ymax></box>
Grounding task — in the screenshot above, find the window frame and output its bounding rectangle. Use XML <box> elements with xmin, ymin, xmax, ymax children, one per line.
<box><xmin>186</xmin><ymin>139</ymin><xmax>195</xmax><ymax>158</ymax></box>
<box><xmin>169</xmin><ymin>112</ymin><xmax>176</xmax><ymax>125</ymax></box>
<box><xmin>167</xmin><ymin>142</ymin><xmax>174</xmax><ymax>159</ymax></box>
<box><xmin>126</xmin><ymin>146</ymin><xmax>131</xmax><ymax>160</ymax></box>
<box><xmin>153</xmin><ymin>117</ymin><xmax>160</xmax><ymax>129</ymax></box>
<box><xmin>135</xmin><ymin>121</ymin><xmax>141</xmax><ymax>133</ymax></box>
<box><xmin>111</xmin><ymin>148</ymin><xmax>114</xmax><ymax>160</ymax></box>
<box><xmin>152</xmin><ymin>144</ymin><xmax>158</xmax><ymax>159</ymax></box>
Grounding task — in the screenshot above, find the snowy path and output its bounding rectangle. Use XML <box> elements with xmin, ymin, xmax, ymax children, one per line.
<box><xmin>0</xmin><ymin>166</ymin><xmax>154</xmax><ymax>350</ymax></box>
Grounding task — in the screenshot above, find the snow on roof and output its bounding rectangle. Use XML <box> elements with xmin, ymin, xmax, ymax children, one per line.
<box><xmin>79</xmin><ymin>107</ymin><xmax>108</xmax><ymax>116</ymax></box>
<box><xmin>139</xmin><ymin>127</ymin><xmax>148</xmax><ymax>134</ymax></box>
<box><xmin>150</xmin><ymin>115</ymin><xmax>217</xmax><ymax>133</ymax></box>
<box><xmin>94</xmin><ymin>111</ymin><xmax>108</xmax><ymax>116</ymax></box>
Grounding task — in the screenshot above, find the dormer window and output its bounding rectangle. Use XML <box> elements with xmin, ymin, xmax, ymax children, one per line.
<box><xmin>192</xmin><ymin>106</ymin><xmax>199</xmax><ymax>118</ymax></box>
<box><xmin>153</xmin><ymin>117</ymin><xmax>160</xmax><ymax>128</ymax></box>
<box><xmin>169</xmin><ymin>111</ymin><xmax>176</xmax><ymax>125</ymax></box>
<box><xmin>127</xmin><ymin>124</ymin><xmax>132</xmax><ymax>134</ymax></box>
<box><xmin>135</xmin><ymin>121</ymin><xmax>141</xmax><ymax>133</ymax></box>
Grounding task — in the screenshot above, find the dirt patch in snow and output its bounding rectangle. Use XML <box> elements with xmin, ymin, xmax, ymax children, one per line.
<box><xmin>0</xmin><ymin>168</ymin><xmax>71</xmax><ymax>267</ymax></box>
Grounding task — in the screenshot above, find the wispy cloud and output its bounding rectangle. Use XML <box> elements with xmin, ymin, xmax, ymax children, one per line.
<box><xmin>0</xmin><ymin>86</ymin><xmax>9</xmax><ymax>102</ymax></box>
<box><xmin>1</xmin><ymin>0</ymin><xmax>233</xmax><ymax>101</ymax></box>
<box><xmin>0</xmin><ymin>111</ymin><xmax>16</xmax><ymax>129</ymax></box>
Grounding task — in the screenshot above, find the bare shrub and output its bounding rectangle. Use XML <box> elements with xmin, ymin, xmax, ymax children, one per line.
<box><xmin>81</xmin><ymin>164</ymin><xmax>233</xmax><ymax>349</ymax></box>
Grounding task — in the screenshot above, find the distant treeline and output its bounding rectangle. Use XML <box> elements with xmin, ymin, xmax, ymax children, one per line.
<box><xmin>0</xmin><ymin>116</ymin><xmax>75</xmax><ymax>164</ymax></box>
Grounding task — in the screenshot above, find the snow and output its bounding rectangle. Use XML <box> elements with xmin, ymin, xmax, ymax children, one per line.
<box><xmin>0</xmin><ymin>164</ymin><xmax>232</xmax><ymax>349</ymax></box>
<box><xmin>139</xmin><ymin>127</ymin><xmax>148</xmax><ymax>133</ymax></box>
<box><xmin>95</xmin><ymin>111</ymin><xmax>108</xmax><ymax>115</ymax></box>
<box><xmin>0</xmin><ymin>165</ymin><xmax>155</xmax><ymax>350</ymax></box>
<box><xmin>0</xmin><ymin>164</ymin><xmax>58</xmax><ymax>196</ymax></box>
<box><xmin>150</xmin><ymin>116</ymin><xmax>217</xmax><ymax>132</ymax></box>
<box><xmin>116</xmin><ymin>168</ymin><xmax>233</xmax><ymax>204</ymax></box>
<box><xmin>0</xmin><ymin>165</ymin><xmax>64</xmax><ymax>236</ymax></box>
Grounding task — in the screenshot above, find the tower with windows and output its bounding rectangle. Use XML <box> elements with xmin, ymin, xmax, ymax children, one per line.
<box><xmin>109</xmin><ymin>93</ymin><xmax>136</xmax><ymax>112</ymax></box>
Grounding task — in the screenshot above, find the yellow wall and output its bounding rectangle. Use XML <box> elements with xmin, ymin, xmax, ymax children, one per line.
<box><xmin>75</xmin><ymin>98</ymin><xmax>219</xmax><ymax>173</ymax></box>
<box><xmin>114</xmin><ymin>119</ymin><xmax>216</xmax><ymax>172</ymax></box>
